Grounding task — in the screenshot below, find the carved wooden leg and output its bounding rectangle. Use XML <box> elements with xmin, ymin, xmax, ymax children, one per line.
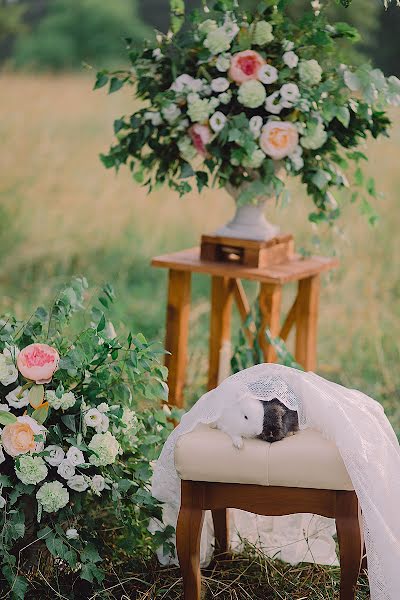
<box><xmin>212</xmin><ymin>508</ymin><xmax>230</xmax><ymax>559</ymax></box>
<box><xmin>164</xmin><ymin>269</ymin><xmax>191</xmax><ymax>407</ymax></box>
<box><xmin>176</xmin><ymin>481</ymin><xmax>205</xmax><ymax>600</ymax></box>
<box><xmin>336</xmin><ymin>491</ymin><xmax>363</xmax><ymax>600</ymax></box>
<box><xmin>258</xmin><ymin>282</ymin><xmax>282</xmax><ymax>362</ymax></box>
<box><xmin>208</xmin><ymin>276</ymin><xmax>234</xmax><ymax>390</ymax></box>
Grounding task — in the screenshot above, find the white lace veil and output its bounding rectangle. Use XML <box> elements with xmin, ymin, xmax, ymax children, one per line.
<box><xmin>151</xmin><ymin>364</ymin><xmax>400</xmax><ymax>600</ymax></box>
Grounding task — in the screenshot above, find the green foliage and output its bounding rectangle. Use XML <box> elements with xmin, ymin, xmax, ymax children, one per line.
<box><xmin>0</xmin><ymin>278</ymin><xmax>177</xmax><ymax>597</ymax></box>
<box><xmin>13</xmin><ymin>0</ymin><xmax>151</xmax><ymax>71</ymax></box>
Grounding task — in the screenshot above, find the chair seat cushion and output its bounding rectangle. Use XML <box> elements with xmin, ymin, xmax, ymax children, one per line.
<box><xmin>174</xmin><ymin>425</ymin><xmax>353</xmax><ymax>491</ymax></box>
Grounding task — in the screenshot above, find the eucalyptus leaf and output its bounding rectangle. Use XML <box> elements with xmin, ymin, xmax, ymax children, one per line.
<box><xmin>28</xmin><ymin>384</ymin><xmax>44</xmax><ymax>409</ymax></box>
<box><xmin>0</xmin><ymin>411</ymin><xmax>17</xmax><ymax>426</ymax></box>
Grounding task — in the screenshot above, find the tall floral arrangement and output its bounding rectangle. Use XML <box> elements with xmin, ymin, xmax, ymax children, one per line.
<box><xmin>97</xmin><ymin>0</ymin><xmax>399</xmax><ymax>225</ymax></box>
<box><xmin>0</xmin><ymin>278</ymin><xmax>176</xmax><ymax>598</ymax></box>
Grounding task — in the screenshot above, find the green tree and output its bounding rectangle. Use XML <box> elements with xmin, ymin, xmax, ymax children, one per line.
<box><xmin>13</xmin><ymin>0</ymin><xmax>151</xmax><ymax>71</ymax></box>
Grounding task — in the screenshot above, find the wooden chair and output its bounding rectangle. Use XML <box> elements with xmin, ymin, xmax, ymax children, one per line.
<box><xmin>175</xmin><ymin>425</ymin><xmax>364</xmax><ymax>600</ymax></box>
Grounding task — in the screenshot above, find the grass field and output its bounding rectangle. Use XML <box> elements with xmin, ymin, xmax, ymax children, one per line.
<box><xmin>1</xmin><ymin>72</ymin><xmax>399</xmax><ymax>598</ymax></box>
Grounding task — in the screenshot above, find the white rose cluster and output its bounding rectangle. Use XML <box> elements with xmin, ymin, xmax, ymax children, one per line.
<box><xmin>0</xmin><ymin>349</ymin><xmax>18</xmax><ymax>386</ymax></box>
<box><xmin>46</xmin><ymin>390</ymin><xmax>76</xmax><ymax>411</ymax></box>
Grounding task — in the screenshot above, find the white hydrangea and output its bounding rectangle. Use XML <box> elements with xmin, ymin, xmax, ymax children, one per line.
<box><xmin>6</xmin><ymin>387</ymin><xmax>29</xmax><ymax>409</ymax></box>
<box><xmin>67</xmin><ymin>475</ymin><xmax>88</xmax><ymax>492</ymax></box>
<box><xmin>46</xmin><ymin>390</ymin><xmax>76</xmax><ymax>411</ymax></box>
<box><xmin>218</xmin><ymin>91</ymin><xmax>232</xmax><ymax>105</ymax></box>
<box><xmin>187</xmin><ymin>97</ymin><xmax>213</xmax><ymax>123</ymax></box>
<box><xmin>60</xmin><ymin>392</ymin><xmax>76</xmax><ymax>410</ymax></box>
<box><xmin>198</xmin><ymin>19</ymin><xmax>217</xmax><ymax>35</ymax></box>
<box><xmin>258</xmin><ymin>64</ymin><xmax>278</xmax><ymax>84</ymax></box>
<box><xmin>289</xmin><ymin>145</ymin><xmax>304</xmax><ymax>171</ymax></box>
<box><xmin>216</xmin><ymin>54</ymin><xmax>231</xmax><ymax>72</ymax></box>
<box><xmin>301</xmin><ymin>122</ymin><xmax>328</xmax><ymax>149</ymax></box>
<box><xmin>88</xmin><ymin>432</ymin><xmax>120</xmax><ymax>467</ymax></box>
<box><xmin>66</xmin><ymin>446</ymin><xmax>84</xmax><ymax>466</ymax></box>
<box><xmin>252</xmin><ymin>20</ymin><xmax>274</xmax><ymax>46</ymax></box>
<box><xmin>44</xmin><ymin>445</ymin><xmax>65</xmax><ymax>467</ymax></box>
<box><xmin>36</xmin><ymin>481</ymin><xmax>69</xmax><ymax>513</ymax></box>
<box><xmin>243</xmin><ymin>149</ymin><xmax>266</xmax><ymax>169</ymax></box>
<box><xmin>299</xmin><ymin>59</ymin><xmax>323</xmax><ymax>86</ymax></box>
<box><xmin>204</xmin><ymin>28</ymin><xmax>231</xmax><ymax>55</ymax></box>
<box><xmin>238</xmin><ymin>80</ymin><xmax>266</xmax><ymax>109</ymax></box>
<box><xmin>0</xmin><ymin>352</ymin><xmax>18</xmax><ymax>386</ymax></box>
<box><xmin>282</xmin><ymin>39</ymin><xmax>294</xmax><ymax>52</ymax></box>
<box><xmin>249</xmin><ymin>115</ymin><xmax>263</xmax><ymax>137</ymax></box>
<box><xmin>57</xmin><ymin>459</ymin><xmax>75</xmax><ymax>480</ymax></box>
<box><xmin>170</xmin><ymin>74</ymin><xmax>203</xmax><ymax>93</ymax></box>
<box><xmin>211</xmin><ymin>77</ymin><xmax>229</xmax><ymax>93</ymax></box>
<box><xmin>161</xmin><ymin>104</ymin><xmax>181</xmax><ymax>124</ymax></box>
<box><xmin>209</xmin><ymin>111</ymin><xmax>227</xmax><ymax>133</ymax></box>
<box><xmin>283</xmin><ymin>51</ymin><xmax>299</xmax><ymax>69</ymax></box>
<box><xmin>15</xmin><ymin>455</ymin><xmax>48</xmax><ymax>485</ymax></box>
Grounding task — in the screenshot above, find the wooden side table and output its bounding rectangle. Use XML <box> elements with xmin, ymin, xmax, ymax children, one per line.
<box><xmin>152</xmin><ymin>247</ymin><xmax>338</xmax><ymax>408</ymax></box>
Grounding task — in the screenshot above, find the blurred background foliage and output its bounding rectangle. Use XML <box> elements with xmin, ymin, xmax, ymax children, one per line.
<box><xmin>0</xmin><ymin>0</ymin><xmax>399</xmax><ymax>74</ymax></box>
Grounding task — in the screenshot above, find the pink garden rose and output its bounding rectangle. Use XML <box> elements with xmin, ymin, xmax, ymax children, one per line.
<box><xmin>229</xmin><ymin>50</ymin><xmax>266</xmax><ymax>84</ymax></box>
<box><xmin>2</xmin><ymin>415</ymin><xmax>45</xmax><ymax>457</ymax></box>
<box><xmin>260</xmin><ymin>121</ymin><xmax>299</xmax><ymax>160</ymax></box>
<box><xmin>17</xmin><ymin>343</ymin><xmax>59</xmax><ymax>384</ymax></box>
<box><xmin>189</xmin><ymin>124</ymin><xmax>212</xmax><ymax>156</ymax></box>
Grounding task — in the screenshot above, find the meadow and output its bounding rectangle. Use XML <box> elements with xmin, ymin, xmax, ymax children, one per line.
<box><xmin>1</xmin><ymin>73</ymin><xmax>399</xmax><ymax>598</ymax></box>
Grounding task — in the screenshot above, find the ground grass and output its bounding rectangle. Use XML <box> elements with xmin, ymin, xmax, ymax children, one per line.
<box><xmin>1</xmin><ymin>73</ymin><xmax>400</xmax><ymax>597</ymax></box>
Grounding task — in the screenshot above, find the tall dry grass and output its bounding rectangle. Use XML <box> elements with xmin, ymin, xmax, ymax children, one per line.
<box><xmin>0</xmin><ymin>73</ymin><xmax>399</xmax><ymax>424</ymax></box>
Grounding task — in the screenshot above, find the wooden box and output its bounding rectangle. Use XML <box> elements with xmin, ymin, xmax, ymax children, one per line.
<box><xmin>200</xmin><ymin>233</ymin><xmax>294</xmax><ymax>268</ymax></box>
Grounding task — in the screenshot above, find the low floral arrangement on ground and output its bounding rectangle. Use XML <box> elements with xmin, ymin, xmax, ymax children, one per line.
<box><xmin>0</xmin><ymin>278</ymin><xmax>177</xmax><ymax>598</ymax></box>
<box><xmin>96</xmin><ymin>0</ymin><xmax>400</xmax><ymax>224</ymax></box>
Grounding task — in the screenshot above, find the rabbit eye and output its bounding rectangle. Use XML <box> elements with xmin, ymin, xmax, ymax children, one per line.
<box><xmin>244</xmin><ymin>415</ymin><xmax>248</xmax><ymax>420</ymax></box>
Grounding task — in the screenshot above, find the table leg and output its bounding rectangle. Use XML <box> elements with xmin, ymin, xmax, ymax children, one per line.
<box><xmin>295</xmin><ymin>275</ymin><xmax>320</xmax><ymax>371</ymax></box>
<box><xmin>165</xmin><ymin>269</ymin><xmax>191</xmax><ymax>407</ymax></box>
<box><xmin>208</xmin><ymin>276</ymin><xmax>234</xmax><ymax>390</ymax></box>
<box><xmin>258</xmin><ymin>283</ymin><xmax>283</xmax><ymax>363</ymax></box>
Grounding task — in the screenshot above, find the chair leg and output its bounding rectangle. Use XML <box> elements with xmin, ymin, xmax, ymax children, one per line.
<box><xmin>176</xmin><ymin>482</ymin><xmax>205</xmax><ymax>600</ymax></box>
<box><xmin>212</xmin><ymin>508</ymin><xmax>230</xmax><ymax>558</ymax></box>
<box><xmin>336</xmin><ymin>491</ymin><xmax>363</xmax><ymax>600</ymax></box>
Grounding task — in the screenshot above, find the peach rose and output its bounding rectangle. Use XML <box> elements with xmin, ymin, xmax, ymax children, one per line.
<box><xmin>229</xmin><ymin>50</ymin><xmax>266</xmax><ymax>84</ymax></box>
<box><xmin>17</xmin><ymin>343</ymin><xmax>59</xmax><ymax>384</ymax></box>
<box><xmin>188</xmin><ymin>124</ymin><xmax>212</xmax><ymax>156</ymax></box>
<box><xmin>260</xmin><ymin>121</ymin><xmax>299</xmax><ymax>160</ymax></box>
<box><xmin>2</xmin><ymin>415</ymin><xmax>45</xmax><ymax>457</ymax></box>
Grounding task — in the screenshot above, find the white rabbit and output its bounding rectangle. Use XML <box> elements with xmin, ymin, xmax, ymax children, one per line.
<box><xmin>211</xmin><ymin>395</ymin><xmax>264</xmax><ymax>449</ymax></box>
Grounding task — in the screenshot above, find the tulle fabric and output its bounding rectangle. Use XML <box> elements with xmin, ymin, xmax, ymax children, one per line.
<box><xmin>151</xmin><ymin>364</ymin><xmax>400</xmax><ymax>600</ymax></box>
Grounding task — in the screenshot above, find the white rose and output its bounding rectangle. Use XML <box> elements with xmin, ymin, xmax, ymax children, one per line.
<box><xmin>249</xmin><ymin>115</ymin><xmax>263</xmax><ymax>137</ymax></box>
<box><xmin>0</xmin><ymin>404</ymin><xmax>10</xmax><ymax>412</ymax></box>
<box><xmin>170</xmin><ymin>74</ymin><xmax>195</xmax><ymax>92</ymax></box>
<box><xmin>57</xmin><ymin>459</ymin><xmax>76</xmax><ymax>480</ymax></box>
<box><xmin>84</xmin><ymin>408</ymin><xmax>103</xmax><ymax>429</ymax></box>
<box><xmin>44</xmin><ymin>445</ymin><xmax>65</xmax><ymax>467</ymax></box>
<box><xmin>144</xmin><ymin>112</ymin><xmax>162</xmax><ymax>127</ymax></box>
<box><xmin>222</xmin><ymin>15</ymin><xmax>239</xmax><ymax>40</ymax></box>
<box><xmin>258</xmin><ymin>64</ymin><xmax>278</xmax><ymax>84</ymax></box>
<box><xmin>289</xmin><ymin>145</ymin><xmax>304</xmax><ymax>171</ymax></box>
<box><xmin>211</xmin><ymin>77</ymin><xmax>229</xmax><ymax>93</ymax></box>
<box><xmin>0</xmin><ymin>446</ymin><xmax>5</xmax><ymax>465</ymax></box>
<box><xmin>0</xmin><ymin>353</ymin><xmax>18</xmax><ymax>386</ymax></box>
<box><xmin>265</xmin><ymin>91</ymin><xmax>284</xmax><ymax>115</ymax></box>
<box><xmin>209</xmin><ymin>111</ymin><xmax>227</xmax><ymax>133</ymax></box>
<box><xmin>0</xmin><ymin>495</ymin><xmax>5</xmax><ymax>509</ymax></box>
<box><xmin>97</xmin><ymin>403</ymin><xmax>109</xmax><ymax>413</ymax></box>
<box><xmin>66</xmin><ymin>446</ymin><xmax>84</xmax><ymax>466</ymax></box>
<box><xmin>152</xmin><ymin>48</ymin><xmax>163</xmax><ymax>60</ymax></box>
<box><xmin>96</xmin><ymin>414</ymin><xmax>109</xmax><ymax>434</ymax></box>
<box><xmin>218</xmin><ymin>91</ymin><xmax>232</xmax><ymax>105</ymax></box>
<box><xmin>5</xmin><ymin>387</ymin><xmax>29</xmax><ymax>409</ymax></box>
<box><xmin>65</xmin><ymin>528</ymin><xmax>79</xmax><ymax>540</ymax></box>
<box><xmin>280</xmin><ymin>83</ymin><xmax>300</xmax><ymax>103</ymax></box>
<box><xmin>283</xmin><ymin>51</ymin><xmax>299</xmax><ymax>69</ymax></box>
<box><xmin>91</xmin><ymin>474</ymin><xmax>105</xmax><ymax>494</ymax></box>
<box><xmin>67</xmin><ymin>475</ymin><xmax>88</xmax><ymax>492</ymax></box>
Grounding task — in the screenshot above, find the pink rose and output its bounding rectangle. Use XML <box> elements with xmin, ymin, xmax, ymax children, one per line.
<box><xmin>188</xmin><ymin>124</ymin><xmax>212</xmax><ymax>157</ymax></box>
<box><xmin>260</xmin><ymin>121</ymin><xmax>299</xmax><ymax>160</ymax></box>
<box><xmin>2</xmin><ymin>415</ymin><xmax>45</xmax><ymax>457</ymax></box>
<box><xmin>229</xmin><ymin>50</ymin><xmax>266</xmax><ymax>84</ymax></box>
<box><xmin>17</xmin><ymin>343</ymin><xmax>59</xmax><ymax>384</ymax></box>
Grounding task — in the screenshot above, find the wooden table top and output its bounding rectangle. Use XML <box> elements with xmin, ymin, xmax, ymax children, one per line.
<box><xmin>151</xmin><ymin>247</ymin><xmax>339</xmax><ymax>285</ymax></box>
